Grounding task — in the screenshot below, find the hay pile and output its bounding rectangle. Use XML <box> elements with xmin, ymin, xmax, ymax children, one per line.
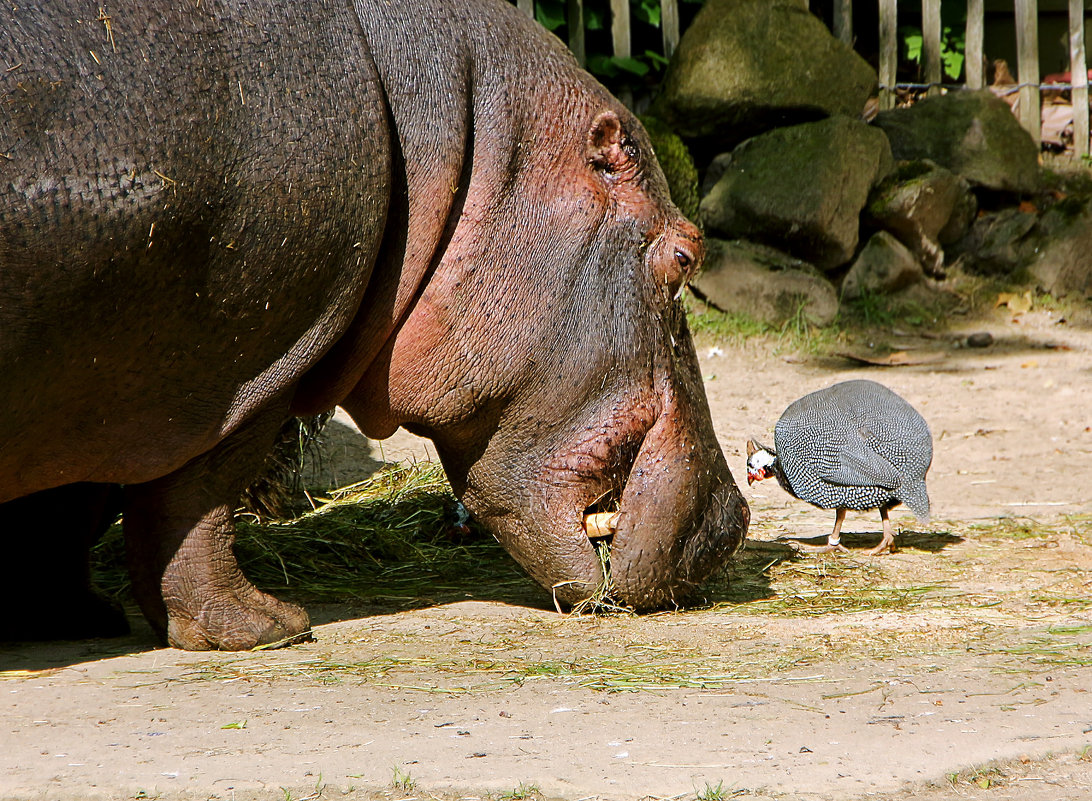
<box><xmin>91</xmin><ymin>463</ymin><xmax>542</xmax><ymax>612</ymax></box>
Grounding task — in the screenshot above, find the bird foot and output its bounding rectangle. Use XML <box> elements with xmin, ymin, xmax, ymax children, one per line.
<box><xmin>789</xmin><ymin>541</ymin><xmax>850</xmax><ymax>555</ymax></box>
<box><xmin>865</xmin><ymin>540</ymin><xmax>895</xmax><ymax>556</ymax></box>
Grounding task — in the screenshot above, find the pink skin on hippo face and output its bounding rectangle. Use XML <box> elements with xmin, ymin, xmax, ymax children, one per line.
<box><xmin>342</xmin><ymin>99</ymin><xmax>749</xmax><ymax>609</ymax></box>
<box><xmin>0</xmin><ymin>0</ymin><xmax>748</xmax><ymax>648</ymax></box>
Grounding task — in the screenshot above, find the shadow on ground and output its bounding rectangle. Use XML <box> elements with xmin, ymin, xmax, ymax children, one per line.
<box><xmin>774</xmin><ymin>528</ymin><xmax>964</xmax><ymax>554</ymax></box>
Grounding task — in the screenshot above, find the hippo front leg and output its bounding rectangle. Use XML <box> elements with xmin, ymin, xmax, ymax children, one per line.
<box><xmin>123</xmin><ymin>407</ymin><xmax>310</xmax><ymax>650</ymax></box>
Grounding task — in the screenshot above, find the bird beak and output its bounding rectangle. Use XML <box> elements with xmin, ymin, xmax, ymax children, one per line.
<box><xmin>747</xmin><ymin>467</ymin><xmax>770</xmax><ymax>485</ymax></box>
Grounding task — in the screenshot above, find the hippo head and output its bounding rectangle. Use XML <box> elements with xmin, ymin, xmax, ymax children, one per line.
<box><xmin>347</xmin><ymin>81</ymin><xmax>749</xmax><ymax>610</ymax></box>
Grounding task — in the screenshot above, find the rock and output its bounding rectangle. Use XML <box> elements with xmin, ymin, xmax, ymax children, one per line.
<box><xmin>640</xmin><ymin>115</ymin><xmax>701</xmax><ymax>222</ymax></box>
<box><xmin>651</xmin><ymin>0</ymin><xmax>877</xmax><ymax>151</ymax></box>
<box><xmin>864</xmin><ymin>160</ymin><xmax>978</xmax><ymax>278</ymax></box>
<box><xmin>966</xmin><ymin>332</ymin><xmax>994</xmax><ymax>348</ymax></box>
<box><xmin>701</xmin><ymin>152</ymin><xmax>735</xmax><ymax>197</ymax></box>
<box><xmin>1028</xmin><ymin>200</ymin><xmax>1092</xmax><ymax>298</ymax></box>
<box><xmin>956</xmin><ymin>208</ymin><xmax>1038</xmax><ymax>276</ymax></box>
<box><xmin>938</xmin><ymin>183</ymin><xmax>979</xmax><ymax>245</ymax></box>
<box><xmin>699</xmin><ymin>116</ymin><xmax>894</xmax><ymax>270</ymax></box>
<box><xmin>872</xmin><ymin>90</ymin><xmax>1040</xmax><ymax>194</ymax></box>
<box><xmin>691</xmin><ymin>238</ymin><xmax>839</xmax><ymax>326</ymax></box>
<box><xmin>840</xmin><ymin>232</ymin><xmax>925</xmax><ymax>300</ymax></box>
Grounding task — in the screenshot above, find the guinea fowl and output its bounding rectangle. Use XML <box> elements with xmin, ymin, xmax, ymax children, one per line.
<box><xmin>746</xmin><ymin>380</ymin><xmax>932</xmax><ymax>555</ymax></box>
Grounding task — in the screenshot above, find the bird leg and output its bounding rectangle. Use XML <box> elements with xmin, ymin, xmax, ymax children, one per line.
<box><xmin>820</xmin><ymin>509</ymin><xmax>850</xmax><ymax>553</ymax></box>
<box><xmin>866</xmin><ymin>507</ymin><xmax>897</xmax><ymax>556</ymax></box>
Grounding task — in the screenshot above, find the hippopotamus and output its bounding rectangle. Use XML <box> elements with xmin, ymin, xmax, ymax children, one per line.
<box><xmin>0</xmin><ymin>0</ymin><xmax>749</xmax><ymax>649</ymax></box>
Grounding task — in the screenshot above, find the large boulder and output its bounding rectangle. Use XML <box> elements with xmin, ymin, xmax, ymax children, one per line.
<box><xmin>691</xmin><ymin>238</ymin><xmax>839</xmax><ymax>326</ymax></box>
<box><xmin>700</xmin><ymin>152</ymin><xmax>734</xmax><ymax>197</ymax></box>
<box><xmin>872</xmin><ymin>90</ymin><xmax>1041</xmax><ymax>194</ymax></box>
<box><xmin>954</xmin><ymin>208</ymin><xmax>1038</xmax><ymax>276</ymax></box>
<box><xmin>651</xmin><ymin>0</ymin><xmax>877</xmax><ymax>151</ymax></box>
<box><xmin>864</xmin><ymin>160</ymin><xmax>978</xmax><ymax>277</ymax></box>
<box><xmin>700</xmin><ymin>116</ymin><xmax>894</xmax><ymax>270</ymax></box>
<box><xmin>1028</xmin><ymin>200</ymin><xmax>1092</xmax><ymax>298</ymax></box>
<box><xmin>841</xmin><ymin>231</ymin><xmax>926</xmax><ymax>300</ymax></box>
<box><xmin>640</xmin><ymin>115</ymin><xmax>701</xmax><ymax>222</ymax></box>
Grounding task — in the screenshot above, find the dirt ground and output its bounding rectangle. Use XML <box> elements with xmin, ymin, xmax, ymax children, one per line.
<box><xmin>2</xmin><ymin>305</ymin><xmax>1091</xmax><ymax>801</ymax></box>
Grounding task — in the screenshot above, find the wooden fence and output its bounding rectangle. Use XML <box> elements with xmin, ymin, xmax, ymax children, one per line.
<box><xmin>857</xmin><ymin>0</ymin><xmax>1089</xmax><ymax>156</ymax></box>
<box><xmin>514</xmin><ymin>0</ymin><xmax>682</xmax><ymax>67</ymax></box>
<box><xmin>517</xmin><ymin>0</ymin><xmax>1090</xmax><ymax>157</ymax></box>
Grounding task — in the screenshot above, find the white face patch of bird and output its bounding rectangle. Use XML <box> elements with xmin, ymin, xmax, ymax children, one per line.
<box><xmin>746</xmin><ymin>447</ymin><xmax>777</xmax><ymax>485</ymax></box>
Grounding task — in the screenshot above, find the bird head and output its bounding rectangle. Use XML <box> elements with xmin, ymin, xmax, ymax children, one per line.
<box><xmin>745</xmin><ymin>439</ymin><xmax>777</xmax><ymax>485</ymax></box>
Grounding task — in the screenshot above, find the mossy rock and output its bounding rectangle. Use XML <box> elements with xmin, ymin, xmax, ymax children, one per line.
<box><xmin>872</xmin><ymin>90</ymin><xmax>1040</xmax><ymax>194</ymax></box>
<box><xmin>651</xmin><ymin>0</ymin><xmax>876</xmax><ymax>150</ymax></box>
<box><xmin>640</xmin><ymin>115</ymin><xmax>701</xmax><ymax>223</ymax></box>
<box><xmin>700</xmin><ymin>116</ymin><xmax>893</xmax><ymax>270</ymax></box>
<box><xmin>691</xmin><ymin>238</ymin><xmax>839</xmax><ymax>327</ymax></box>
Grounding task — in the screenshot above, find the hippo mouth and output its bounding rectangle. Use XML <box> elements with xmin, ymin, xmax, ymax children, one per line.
<box><xmin>514</xmin><ymin>403</ymin><xmax>749</xmax><ymax>613</ymax></box>
<box><xmin>456</xmin><ymin>364</ymin><xmax>749</xmax><ymax>613</ymax></box>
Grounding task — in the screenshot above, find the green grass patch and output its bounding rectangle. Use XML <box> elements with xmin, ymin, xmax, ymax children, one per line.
<box><xmin>707</xmin><ymin>548</ymin><xmax>942</xmax><ymax>617</ymax></box>
<box><xmin>687</xmin><ymin>261</ymin><xmax>1092</xmax><ymax>362</ymax></box>
<box><xmin>966</xmin><ymin>514</ymin><xmax>1092</xmax><ymax>544</ymax></box>
<box><xmin>992</xmin><ymin>636</ymin><xmax>1092</xmax><ymax>669</ymax></box>
<box><xmin>170</xmin><ymin>645</ymin><xmax>798</xmax><ymax>694</ymax></box>
<box><xmin>499</xmin><ymin>783</ymin><xmax>542</xmax><ymax>801</ymax></box>
<box><xmin>837</xmin><ymin>288</ymin><xmax>941</xmax><ymax>330</ymax></box>
<box><xmin>685</xmin><ymin>295</ymin><xmax>841</xmax><ymax>355</ymax></box>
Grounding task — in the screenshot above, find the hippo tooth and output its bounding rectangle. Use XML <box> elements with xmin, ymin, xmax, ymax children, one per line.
<box><xmin>582</xmin><ymin>512</ymin><xmax>620</xmax><ymax>539</ymax></box>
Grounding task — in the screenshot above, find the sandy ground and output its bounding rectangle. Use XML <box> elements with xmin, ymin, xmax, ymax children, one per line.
<box><xmin>2</xmin><ymin>306</ymin><xmax>1091</xmax><ymax>801</ymax></box>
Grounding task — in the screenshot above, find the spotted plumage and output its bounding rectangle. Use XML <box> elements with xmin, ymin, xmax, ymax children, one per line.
<box><xmin>747</xmin><ymin>380</ymin><xmax>932</xmax><ymax>555</ymax></box>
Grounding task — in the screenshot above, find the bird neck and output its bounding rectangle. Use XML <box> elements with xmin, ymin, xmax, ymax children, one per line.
<box><xmin>771</xmin><ymin>457</ymin><xmax>794</xmax><ymax>495</ymax></box>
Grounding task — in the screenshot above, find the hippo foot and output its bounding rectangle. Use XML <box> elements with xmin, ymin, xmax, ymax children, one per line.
<box><xmin>165</xmin><ymin>586</ymin><xmax>311</xmax><ymax>651</ymax></box>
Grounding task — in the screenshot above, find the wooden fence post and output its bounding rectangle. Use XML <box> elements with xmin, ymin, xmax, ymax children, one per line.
<box><xmin>610</xmin><ymin>0</ymin><xmax>632</xmax><ymax>107</ymax></box>
<box><xmin>833</xmin><ymin>0</ymin><xmax>852</xmax><ymax>46</ymax></box>
<box><xmin>922</xmin><ymin>0</ymin><xmax>942</xmax><ymax>95</ymax></box>
<box><xmin>610</xmin><ymin>0</ymin><xmax>631</xmax><ymax>62</ymax></box>
<box><xmin>567</xmin><ymin>0</ymin><xmax>585</xmax><ymax>67</ymax></box>
<box><xmin>662</xmin><ymin>0</ymin><xmax>680</xmax><ymax>60</ymax></box>
<box><xmin>966</xmin><ymin>0</ymin><xmax>985</xmax><ymax>89</ymax></box>
<box><xmin>1015</xmin><ymin>0</ymin><xmax>1041</xmax><ymax>145</ymax></box>
<box><xmin>1071</xmin><ymin>0</ymin><xmax>1089</xmax><ymax>158</ymax></box>
<box><xmin>879</xmin><ymin>0</ymin><xmax>897</xmax><ymax>110</ymax></box>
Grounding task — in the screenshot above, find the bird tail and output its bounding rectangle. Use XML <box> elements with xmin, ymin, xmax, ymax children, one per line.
<box><xmin>897</xmin><ymin>480</ymin><xmax>931</xmax><ymax>524</ymax></box>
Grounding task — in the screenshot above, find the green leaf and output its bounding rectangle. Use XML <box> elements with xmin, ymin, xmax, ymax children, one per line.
<box><xmin>587</xmin><ymin>53</ymin><xmax>619</xmax><ymax>78</ymax></box>
<box><xmin>943</xmin><ymin>50</ymin><xmax>964</xmax><ymax>80</ymax></box>
<box><xmin>221</xmin><ymin>720</ymin><xmax>247</xmax><ymax>729</ymax></box>
<box><xmin>612</xmin><ymin>56</ymin><xmax>650</xmax><ymax>77</ymax></box>
<box><xmin>634</xmin><ymin>0</ymin><xmax>661</xmax><ymax>26</ymax></box>
<box><xmin>585</xmin><ymin>7</ymin><xmax>605</xmax><ymax>30</ymax></box>
<box><xmin>644</xmin><ymin>49</ymin><xmax>670</xmax><ymax>69</ymax></box>
<box><xmin>534</xmin><ymin>0</ymin><xmax>565</xmax><ymax>31</ymax></box>
<box><xmin>903</xmin><ymin>31</ymin><xmax>923</xmax><ymax>62</ymax></box>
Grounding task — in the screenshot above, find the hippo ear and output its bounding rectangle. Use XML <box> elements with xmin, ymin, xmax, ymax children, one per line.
<box><xmin>587</xmin><ymin>110</ymin><xmax>639</xmax><ymax>175</ymax></box>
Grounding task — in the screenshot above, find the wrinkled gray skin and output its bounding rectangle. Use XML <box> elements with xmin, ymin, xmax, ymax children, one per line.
<box><xmin>0</xmin><ymin>0</ymin><xmax>749</xmax><ymax>649</ymax></box>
